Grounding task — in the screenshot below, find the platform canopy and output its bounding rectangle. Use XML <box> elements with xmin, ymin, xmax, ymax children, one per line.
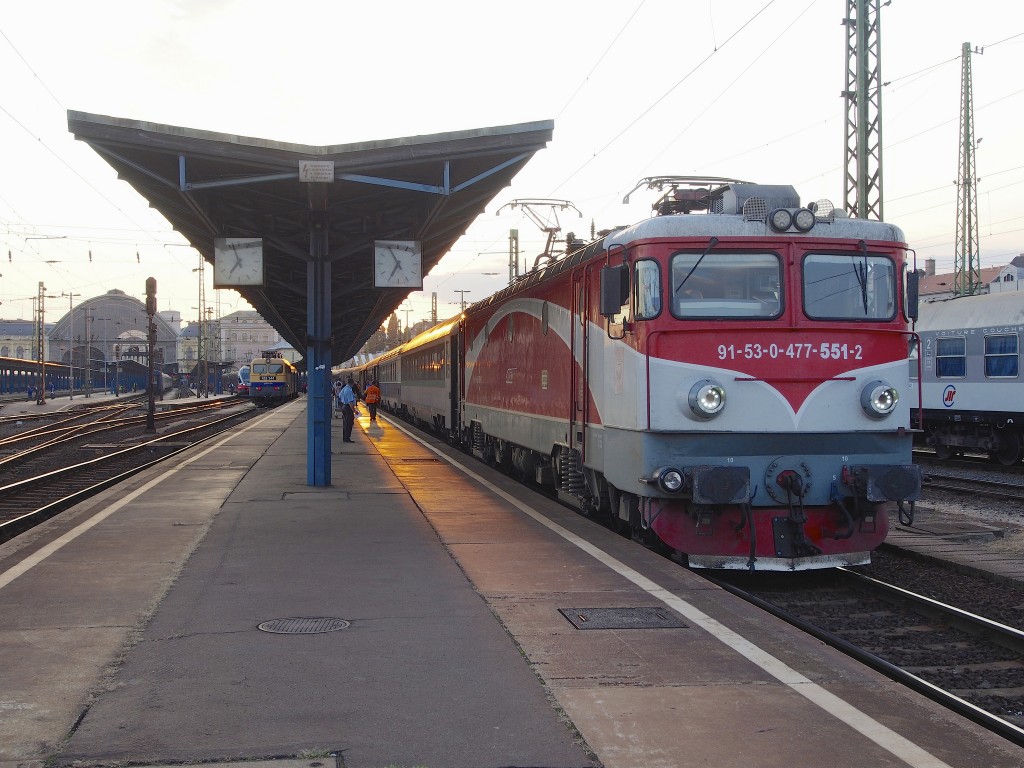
<box><xmin>67</xmin><ymin>111</ymin><xmax>554</xmax><ymax>363</ymax></box>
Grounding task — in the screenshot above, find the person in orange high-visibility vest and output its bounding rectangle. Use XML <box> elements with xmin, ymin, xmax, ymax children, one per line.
<box><xmin>363</xmin><ymin>380</ymin><xmax>381</xmax><ymax>422</ymax></box>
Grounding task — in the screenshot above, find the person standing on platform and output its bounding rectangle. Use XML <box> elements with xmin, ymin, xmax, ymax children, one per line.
<box><xmin>363</xmin><ymin>379</ymin><xmax>381</xmax><ymax>422</ymax></box>
<box><xmin>340</xmin><ymin>377</ymin><xmax>357</xmax><ymax>442</ymax></box>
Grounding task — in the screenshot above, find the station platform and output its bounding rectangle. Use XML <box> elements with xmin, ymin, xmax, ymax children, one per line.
<box><xmin>1</xmin><ymin>401</ymin><xmax>1021</xmax><ymax>768</ymax></box>
<box><xmin>884</xmin><ymin>508</ymin><xmax>1024</xmax><ymax>582</ymax></box>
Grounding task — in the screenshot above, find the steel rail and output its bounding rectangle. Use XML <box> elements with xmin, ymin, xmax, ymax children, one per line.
<box><xmin>0</xmin><ymin>409</ymin><xmax>255</xmax><ymax>544</ymax></box>
<box><xmin>701</xmin><ymin>571</ymin><xmax>1024</xmax><ymax>748</ymax></box>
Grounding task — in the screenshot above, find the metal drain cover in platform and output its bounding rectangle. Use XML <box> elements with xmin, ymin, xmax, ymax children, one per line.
<box><xmin>257</xmin><ymin>617</ymin><xmax>351</xmax><ymax>634</ymax></box>
<box><xmin>558</xmin><ymin>607</ymin><xmax>688</xmax><ymax>630</ymax></box>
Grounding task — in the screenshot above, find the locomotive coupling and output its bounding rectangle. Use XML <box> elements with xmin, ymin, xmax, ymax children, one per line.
<box><xmin>775</xmin><ymin>470</ymin><xmax>806</xmax><ymax>497</ymax></box>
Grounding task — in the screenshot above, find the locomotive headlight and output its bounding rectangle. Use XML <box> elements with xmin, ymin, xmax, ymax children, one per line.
<box><xmin>689</xmin><ymin>379</ymin><xmax>726</xmax><ymax>419</ymax></box>
<box><xmin>792</xmin><ymin>208</ymin><xmax>816</xmax><ymax>232</ymax></box>
<box><xmin>656</xmin><ymin>467</ymin><xmax>685</xmax><ymax>493</ymax></box>
<box><xmin>861</xmin><ymin>380</ymin><xmax>899</xmax><ymax>418</ymax></box>
<box><xmin>769</xmin><ymin>208</ymin><xmax>793</xmax><ymax>232</ymax></box>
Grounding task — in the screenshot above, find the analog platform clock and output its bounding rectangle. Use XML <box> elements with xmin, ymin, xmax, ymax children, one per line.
<box><xmin>213</xmin><ymin>237</ymin><xmax>264</xmax><ymax>287</ymax></box>
<box><xmin>374</xmin><ymin>240</ymin><xmax>422</xmax><ymax>289</ymax></box>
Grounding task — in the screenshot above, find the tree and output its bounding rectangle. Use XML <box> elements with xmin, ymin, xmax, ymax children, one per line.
<box><xmin>386</xmin><ymin>313</ymin><xmax>400</xmax><ymax>347</ymax></box>
<box><xmin>366</xmin><ymin>325</ymin><xmax>388</xmax><ymax>353</ymax></box>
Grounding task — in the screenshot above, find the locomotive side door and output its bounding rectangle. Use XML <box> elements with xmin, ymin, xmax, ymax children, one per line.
<box><xmin>570</xmin><ymin>270</ymin><xmax>589</xmax><ymax>458</ymax></box>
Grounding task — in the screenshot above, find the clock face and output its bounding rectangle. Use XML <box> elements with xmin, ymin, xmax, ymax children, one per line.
<box><xmin>214</xmin><ymin>238</ymin><xmax>264</xmax><ymax>287</ymax></box>
<box><xmin>374</xmin><ymin>240</ymin><xmax>422</xmax><ymax>288</ymax></box>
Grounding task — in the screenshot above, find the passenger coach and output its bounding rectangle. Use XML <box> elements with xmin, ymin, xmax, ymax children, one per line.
<box><xmin>914</xmin><ymin>291</ymin><xmax>1024</xmax><ymax>465</ymax></box>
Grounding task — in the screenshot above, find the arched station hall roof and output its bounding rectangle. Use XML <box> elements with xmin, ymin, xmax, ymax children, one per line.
<box><xmin>67</xmin><ymin>112</ymin><xmax>554</xmax><ymax>363</ymax></box>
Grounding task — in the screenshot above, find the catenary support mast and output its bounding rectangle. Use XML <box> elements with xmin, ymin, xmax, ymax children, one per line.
<box><xmin>955</xmin><ymin>42</ymin><xmax>982</xmax><ymax>296</ymax></box>
<box><xmin>842</xmin><ymin>0</ymin><xmax>884</xmax><ymax>220</ymax></box>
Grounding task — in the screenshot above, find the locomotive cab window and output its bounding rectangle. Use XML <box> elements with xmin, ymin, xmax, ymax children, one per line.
<box><xmin>803</xmin><ymin>252</ymin><xmax>897</xmax><ymax>321</ymax></box>
<box><xmin>634</xmin><ymin>260</ymin><xmax>661</xmax><ymax>319</ymax></box>
<box><xmin>251</xmin><ymin>362</ymin><xmax>284</xmax><ymax>375</ymax></box>
<box><xmin>670</xmin><ymin>251</ymin><xmax>781</xmax><ymax>319</ymax></box>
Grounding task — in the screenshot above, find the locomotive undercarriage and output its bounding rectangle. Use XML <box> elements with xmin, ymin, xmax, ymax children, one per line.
<box><xmin>388</xmin><ymin>407</ymin><xmax>922</xmax><ymax>570</ymax></box>
<box><xmin>464</xmin><ymin>421</ymin><xmax>921</xmax><ymax>571</ymax></box>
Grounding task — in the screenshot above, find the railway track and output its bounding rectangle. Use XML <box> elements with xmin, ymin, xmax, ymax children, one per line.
<box><xmin>705</xmin><ymin>564</ymin><xmax>1024</xmax><ymax>747</ymax></box>
<box><xmin>914</xmin><ymin>449</ymin><xmax>1024</xmax><ymax>478</ymax></box>
<box><xmin>0</xmin><ymin>405</ymin><xmax>260</xmax><ymax>544</ymax></box>
<box><xmin>0</xmin><ymin>399</ymin><xmax>242</xmax><ymax>474</ymax></box>
<box><xmin>911</xmin><ymin>451</ymin><xmax>1024</xmax><ymax>503</ymax></box>
<box><xmin>922</xmin><ymin>472</ymin><xmax>1024</xmax><ymax>503</ymax></box>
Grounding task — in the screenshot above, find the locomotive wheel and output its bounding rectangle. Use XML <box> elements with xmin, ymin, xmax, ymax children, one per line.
<box><xmin>990</xmin><ymin>431</ymin><xmax>1022</xmax><ymax>466</ymax></box>
<box><xmin>933</xmin><ymin>443</ymin><xmax>957</xmax><ymax>460</ymax></box>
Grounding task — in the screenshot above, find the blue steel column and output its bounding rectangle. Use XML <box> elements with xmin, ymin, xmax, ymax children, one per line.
<box><xmin>307</xmin><ymin>215</ymin><xmax>332</xmax><ymax>485</ymax></box>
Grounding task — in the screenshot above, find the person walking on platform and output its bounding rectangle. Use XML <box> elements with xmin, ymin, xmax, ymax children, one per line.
<box><xmin>339</xmin><ymin>377</ymin><xmax>357</xmax><ymax>442</ymax></box>
<box><xmin>363</xmin><ymin>379</ymin><xmax>381</xmax><ymax>422</ymax></box>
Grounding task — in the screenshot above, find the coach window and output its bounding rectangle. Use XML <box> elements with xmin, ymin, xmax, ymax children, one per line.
<box><xmin>803</xmin><ymin>252</ymin><xmax>896</xmax><ymax>321</ymax></box>
<box><xmin>985</xmin><ymin>334</ymin><xmax>1019</xmax><ymax>377</ymax></box>
<box><xmin>635</xmin><ymin>260</ymin><xmax>661</xmax><ymax>319</ymax></box>
<box><xmin>935</xmin><ymin>336</ymin><xmax>966</xmax><ymax>378</ymax></box>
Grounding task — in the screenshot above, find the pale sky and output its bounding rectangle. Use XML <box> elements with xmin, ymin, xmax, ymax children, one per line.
<box><xmin>2</xmin><ymin>0</ymin><xmax>1022</xmax><ymax>330</ymax></box>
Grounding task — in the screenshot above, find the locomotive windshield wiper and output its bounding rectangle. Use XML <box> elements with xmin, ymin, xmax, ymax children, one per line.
<box><xmin>675</xmin><ymin>237</ymin><xmax>719</xmax><ymax>294</ymax></box>
<box><xmin>854</xmin><ymin>239</ymin><xmax>869</xmax><ymax>315</ymax></box>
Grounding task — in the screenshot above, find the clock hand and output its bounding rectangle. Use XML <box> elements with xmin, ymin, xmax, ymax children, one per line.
<box><xmin>390</xmin><ymin>262</ymin><xmax>402</xmax><ymax>278</ymax></box>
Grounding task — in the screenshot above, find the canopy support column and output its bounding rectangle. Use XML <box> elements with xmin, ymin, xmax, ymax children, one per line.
<box><xmin>306</xmin><ymin>212</ymin><xmax>332</xmax><ymax>486</ymax></box>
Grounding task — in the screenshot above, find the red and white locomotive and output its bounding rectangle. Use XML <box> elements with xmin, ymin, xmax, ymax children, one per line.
<box><xmin>363</xmin><ymin>177</ymin><xmax>922</xmax><ymax>571</ymax></box>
